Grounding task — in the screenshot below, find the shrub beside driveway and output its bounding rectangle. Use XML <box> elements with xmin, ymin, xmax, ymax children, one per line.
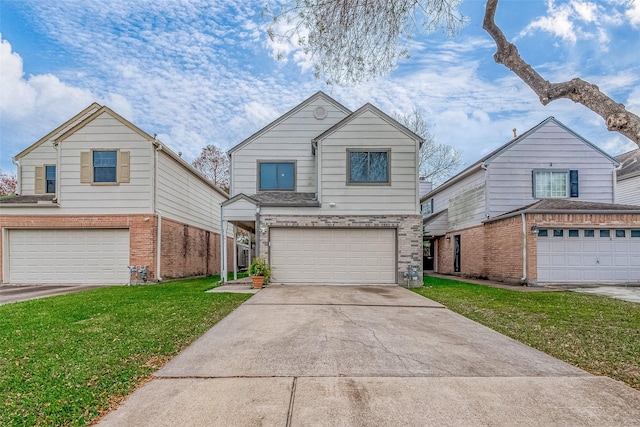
<box><xmin>0</xmin><ymin>277</ymin><xmax>250</xmax><ymax>426</ymax></box>
<box><xmin>414</xmin><ymin>276</ymin><xmax>640</xmax><ymax>391</ymax></box>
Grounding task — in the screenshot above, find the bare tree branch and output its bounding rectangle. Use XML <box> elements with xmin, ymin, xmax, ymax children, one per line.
<box><xmin>191</xmin><ymin>144</ymin><xmax>230</xmax><ymax>192</ymax></box>
<box><xmin>483</xmin><ymin>0</ymin><xmax>640</xmax><ymax>146</ymax></box>
<box><xmin>395</xmin><ymin>108</ymin><xmax>462</xmax><ymax>184</ymax></box>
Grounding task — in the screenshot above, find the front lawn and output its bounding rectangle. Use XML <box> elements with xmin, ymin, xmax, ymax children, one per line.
<box><xmin>0</xmin><ymin>277</ymin><xmax>250</xmax><ymax>426</ymax></box>
<box><xmin>414</xmin><ymin>276</ymin><xmax>640</xmax><ymax>390</ymax></box>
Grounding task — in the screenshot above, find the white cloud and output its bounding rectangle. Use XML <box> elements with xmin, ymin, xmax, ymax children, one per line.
<box><xmin>627</xmin><ymin>0</ymin><xmax>640</xmax><ymax>26</ymax></box>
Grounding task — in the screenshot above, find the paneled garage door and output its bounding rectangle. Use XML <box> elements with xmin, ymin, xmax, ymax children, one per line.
<box><xmin>537</xmin><ymin>228</ymin><xmax>640</xmax><ymax>283</ymax></box>
<box><xmin>269</xmin><ymin>228</ymin><xmax>396</xmax><ymax>284</ymax></box>
<box><xmin>7</xmin><ymin>229</ymin><xmax>130</xmax><ymax>284</ymax></box>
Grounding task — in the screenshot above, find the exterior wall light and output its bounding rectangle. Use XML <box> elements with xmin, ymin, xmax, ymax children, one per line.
<box><xmin>446</xmin><ymin>236</ymin><xmax>451</xmax><ymax>242</ymax></box>
<box><xmin>531</xmin><ymin>225</ymin><xmax>539</xmax><ymax>234</ymax></box>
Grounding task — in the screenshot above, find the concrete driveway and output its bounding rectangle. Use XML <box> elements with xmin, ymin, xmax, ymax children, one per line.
<box><xmin>99</xmin><ymin>285</ymin><xmax>640</xmax><ymax>426</ymax></box>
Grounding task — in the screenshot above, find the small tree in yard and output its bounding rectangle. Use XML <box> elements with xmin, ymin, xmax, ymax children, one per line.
<box><xmin>0</xmin><ymin>170</ymin><xmax>17</xmax><ymax>196</ymax></box>
<box><xmin>192</xmin><ymin>144</ymin><xmax>230</xmax><ymax>193</ymax></box>
<box><xmin>395</xmin><ymin>108</ymin><xmax>461</xmax><ymax>185</ymax></box>
<box><xmin>268</xmin><ymin>0</ymin><xmax>640</xmax><ymax>148</ymax></box>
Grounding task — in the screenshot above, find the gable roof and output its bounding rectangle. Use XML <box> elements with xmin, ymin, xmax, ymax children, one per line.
<box><xmin>53</xmin><ymin>105</ymin><xmax>228</xmax><ymax>198</ymax></box>
<box><xmin>615</xmin><ymin>148</ymin><xmax>640</xmax><ymax>181</ymax></box>
<box><xmin>312</xmin><ymin>103</ymin><xmax>424</xmax><ymax>149</ymax></box>
<box><xmin>13</xmin><ymin>102</ymin><xmax>102</xmax><ymax>160</ymax></box>
<box><xmin>228</xmin><ymin>91</ymin><xmax>352</xmax><ymax>156</ymax></box>
<box><xmin>421</xmin><ymin>117</ymin><xmax>619</xmax><ymax>202</ymax></box>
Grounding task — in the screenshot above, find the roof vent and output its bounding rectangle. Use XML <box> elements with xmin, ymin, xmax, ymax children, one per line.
<box><xmin>314</xmin><ymin>106</ymin><xmax>327</xmax><ymax>120</ymax></box>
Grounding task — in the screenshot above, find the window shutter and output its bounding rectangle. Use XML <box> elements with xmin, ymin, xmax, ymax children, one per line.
<box><xmin>118</xmin><ymin>151</ymin><xmax>130</xmax><ymax>183</ymax></box>
<box><xmin>34</xmin><ymin>166</ymin><xmax>44</xmax><ymax>194</ymax></box>
<box><xmin>430</xmin><ymin>199</ymin><xmax>434</xmax><ymax>213</ymax></box>
<box><xmin>569</xmin><ymin>170</ymin><xmax>579</xmax><ymax>197</ymax></box>
<box><xmin>80</xmin><ymin>151</ymin><xmax>91</xmax><ymax>183</ymax></box>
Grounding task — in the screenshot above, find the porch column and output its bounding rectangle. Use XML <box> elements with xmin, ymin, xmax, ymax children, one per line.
<box><xmin>233</xmin><ymin>223</ymin><xmax>238</xmax><ymax>280</ymax></box>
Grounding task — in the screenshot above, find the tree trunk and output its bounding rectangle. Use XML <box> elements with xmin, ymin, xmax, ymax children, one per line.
<box><xmin>483</xmin><ymin>0</ymin><xmax>640</xmax><ymax>147</ymax></box>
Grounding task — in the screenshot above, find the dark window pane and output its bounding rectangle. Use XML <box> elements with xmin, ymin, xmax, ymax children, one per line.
<box><xmin>537</xmin><ymin>229</ymin><xmax>548</xmax><ymax>237</ymax></box>
<box><xmin>568</xmin><ymin>230</ymin><xmax>579</xmax><ymax>237</ymax></box>
<box><xmin>631</xmin><ymin>230</ymin><xmax>640</xmax><ymax>238</ymax></box>
<box><xmin>93</xmin><ymin>151</ymin><xmax>117</xmax><ymax>182</ymax></box>
<box><xmin>553</xmin><ymin>229</ymin><xmax>563</xmax><ymax>237</ymax></box>
<box><xmin>94</xmin><ymin>167</ymin><xmax>117</xmax><ymax>182</ymax></box>
<box><xmin>260</xmin><ymin>163</ymin><xmax>277</xmax><ymax>190</ymax></box>
<box><xmin>584</xmin><ymin>229</ymin><xmax>594</xmax><ymax>237</ymax></box>
<box><xmin>600</xmin><ymin>230</ymin><xmax>610</xmax><ymax>238</ymax></box>
<box><xmin>45</xmin><ymin>165</ymin><xmax>56</xmax><ymax>193</ymax></box>
<box><xmin>615</xmin><ymin>230</ymin><xmax>626</xmax><ymax>238</ymax></box>
<box><xmin>349</xmin><ymin>151</ymin><xmax>388</xmax><ymax>182</ymax></box>
<box><xmin>277</xmin><ymin>163</ymin><xmax>294</xmax><ymax>189</ymax></box>
<box><xmin>349</xmin><ymin>152</ymin><xmax>368</xmax><ymax>181</ymax></box>
<box><xmin>369</xmin><ymin>152</ymin><xmax>388</xmax><ymax>181</ymax></box>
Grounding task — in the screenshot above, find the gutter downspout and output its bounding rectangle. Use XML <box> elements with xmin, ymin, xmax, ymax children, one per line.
<box><xmin>255</xmin><ymin>205</ymin><xmax>261</xmax><ymax>257</ymax></box>
<box><xmin>220</xmin><ymin>204</ymin><xmax>226</xmax><ymax>283</ymax></box>
<box><xmin>521</xmin><ymin>213</ymin><xmax>527</xmax><ymax>283</ymax></box>
<box><xmin>154</xmin><ymin>143</ymin><xmax>163</xmax><ymax>281</ymax></box>
<box><xmin>12</xmin><ymin>158</ymin><xmax>21</xmax><ymax>195</ymax></box>
<box><xmin>612</xmin><ymin>162</ymin><xmax>623</xmax><ymax>204</ymax></box>
<box><xmin>52</xmin><ymin>141</ymin><xmax>61</xmax><ymax>203</ymax></box>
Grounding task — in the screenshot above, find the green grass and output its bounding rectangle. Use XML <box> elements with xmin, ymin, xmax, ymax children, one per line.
<box><xmin>0</xmin><ymin>277</ymin><xmax>251</xmax><ymax>426</ymax></box>
<box><xmin>414</xmin><ymin>276</ymin><xmax>640</xmax><ymax>390</ymax></box>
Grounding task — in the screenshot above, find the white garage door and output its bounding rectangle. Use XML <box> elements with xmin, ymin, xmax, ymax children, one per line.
<box><xmin>537</xmin><ymin>228</ymin><xmax>640</xmax><ymax>283</ymax></box>
<box><xmin>7</xmin><ymin>229</ymin><xmax>130</xmax><ymax>284</ymax></box>
<box><xmin>269</xmin><ymin>228</ymin><xmax>396</xmax><ymax>284</ymax></box>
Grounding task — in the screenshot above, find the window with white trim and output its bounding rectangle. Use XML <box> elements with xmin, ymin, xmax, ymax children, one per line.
<box><xmin>532</xmin><ymin>169</ymin><xmax>578</xmax><ymax>199</ymax></box>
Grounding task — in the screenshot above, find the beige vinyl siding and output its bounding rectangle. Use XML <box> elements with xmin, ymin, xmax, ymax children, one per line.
<box><xmin>318</xmin><ymin>110</ymin><xmax>419</xmax><ymax>215</ymax></box>
<box><xmin>617</xmin><ymin>176</ymin><xmax>640</xmax><ymax>205</ymax></box>
<box><xmin>231</xmin><ymin>98</ymin><xmax>348</xmax><ymax>195</ymax></box>
<box><xmin>487</xmin><ymin>121</ymin><xmax>616</xmax><ymax>217</ymax></box>
<box><xmin>56</xmin><ymin>113</ymin><xmax>153</xmax><ymax>213</ymax></box>
<box><xmin>222</xmin><ymin>198</ymin><xmax>257</xmax><ymax>221</ymax></box>
<box><xmin>156</xmin><ymin>151</ymin><xmax>225</xmax><ymax>231</ymax></box>
<box><xmin>18</xmin><ymin>143</ymin><xmax>57</xmax><ymax>196</ymax></box>
<box><xmin>430</xmin><ymin>169</ymin><xmax>486</xmax><ymax>230</ymax></box>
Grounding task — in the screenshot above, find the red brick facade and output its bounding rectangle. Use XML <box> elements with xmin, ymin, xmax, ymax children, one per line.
<box><xmin>0</xmin><ymin>214</ymin><xmax>229</xmax><ymax>283</ymax></box>
<box><xmin>436</xmin><ymin>212</ymin><xmax>640</xmax><ymax>284</ymax></box>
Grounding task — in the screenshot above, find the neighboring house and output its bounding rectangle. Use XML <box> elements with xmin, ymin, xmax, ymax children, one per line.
<box><xmin>615</xmin><ymin>148</ymin><xmax>640</xmax><ymax>205</ymax></box>
<box><xmin>221</xmin><ymin>92</ymin><xmax>423</xmax><ymax>285</ymax></box>
<box><xmin>0</xmin><ymin>104</ymin><xmax>231</xmax><ymax>285</ymax></box>
<box><xmin>422</xmin><ymin>117</ymin><xmax>640</xmax><ymax>285</ymax></box>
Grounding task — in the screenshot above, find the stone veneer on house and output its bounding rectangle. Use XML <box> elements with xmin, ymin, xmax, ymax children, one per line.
<box><xmin>258</xmin><ymin>214</ymin><xmax>423</xmax><ymax>285</ymax></box>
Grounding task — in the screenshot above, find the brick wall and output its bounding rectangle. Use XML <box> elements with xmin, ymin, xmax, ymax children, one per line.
<box><xmin>258</xmin><ymin>214</ymin><xmax>422</xmax><ymax>283</ymax></box>
<box><xmin>484</xmin><ymin>216</ymin><xmax>526</xmax><ymax>283</ymax></box>
<box><xmin>159</xmin><ymin>217</ymin><xmax>227</xmax><ymax>279</ymax></box>
<box><xmin>0</xmin><ymin>214</ymin><xmax>156</xmax><ymax>282</ymax></box>
<box><xmin>438</xmin><ymin>225</ymin><xmax>485</xmax><ymax>278</ymax></box>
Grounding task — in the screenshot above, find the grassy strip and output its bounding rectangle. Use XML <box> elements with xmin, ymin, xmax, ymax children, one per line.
<box><xmin>0</xmin><ymin>277</ymin><xmax>251</xmax><ymax>426</ymax></box>
<box><xmin>413</xmin><ymin>276</ymin><xmax>640</xmax><ymax>390</ymax></box>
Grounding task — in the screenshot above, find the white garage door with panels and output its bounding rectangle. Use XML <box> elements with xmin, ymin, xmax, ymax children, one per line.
<box><xmin>7</xmin><ymin>229</ymin><xmax>130</xmax><ymax>284</ymax></box>
<box><xmin>269</xmin><ymin>228</ymin><xmax>396</xmax><ymax>284</ymax></box>
<box><xmin>537</xmin><ymin>228</ymin><xmax>640</xmax><ymax>283</ymax></box>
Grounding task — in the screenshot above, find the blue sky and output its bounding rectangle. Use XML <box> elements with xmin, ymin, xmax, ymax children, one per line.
<box><xmin>1</xmin><ymin>0</ymin><xmax>639</xmax><ymax>178</ymax></box>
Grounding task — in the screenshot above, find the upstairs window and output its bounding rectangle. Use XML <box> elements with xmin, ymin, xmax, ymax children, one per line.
<box><xmin>80</xmin><ymin>149</ymin><xmax>130</xmax><ymax>185</ymax></box>
<box><xmin>348</xmin><ymin>150</ymin><xmax>389</xmax><ymax>184</ymax></box>
<box><xmin>45</xmin><ymin>165</ymin><xmax>56</xmax><ymax>193</ymax></box>
<box><xmin>259</xmin><ymin>162</ymin><xmax>295</xmax><ymax>191</ymax></box>
<box><xmin>93</xmin><ymin>151</ymin><xmax>117</xmax><ymax>183</ymax></box>
<box><xmin>532</xmin><ymin>169</ymin><xmax>578</xmax><ymax>199</ymax></box>
<box><xmin>421</xmin><ymin>198</ymin><xmax>434</xmax><ymax>218</ymax></box>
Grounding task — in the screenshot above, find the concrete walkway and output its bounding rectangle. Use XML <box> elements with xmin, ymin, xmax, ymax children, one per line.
<box><xmin>0</xmin><ymin>284</ymin><xmax>106</xmax><ymax>305</ymax></box>
<box><xmin>99</xmin><ymin>285</ymin><xmax>640</xmax><ymax>426</ymax></box>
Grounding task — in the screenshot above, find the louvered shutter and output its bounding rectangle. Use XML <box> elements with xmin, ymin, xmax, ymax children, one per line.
<box><xmin>80</xmin><ymin>151</ymin><xmax>91</xmax><ymax>183</ymax></box>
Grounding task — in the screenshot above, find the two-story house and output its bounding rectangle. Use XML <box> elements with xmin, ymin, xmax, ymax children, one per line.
<box><xmin>1</xmin><ymin>104</ymin><xmax>231</xmax><ymax>285</ymax></box>
<box><xmin>422</xmin><ymin>117</ymin><xmax>640</xmax><ymax>285</ymax></box>
<box><xmin>616</xmin><ymin>148</ymin><xmax>640</xmax><ymax>205</ymax></box>
<box><xmin>221</xmin><ymin>92</ymin><xmax>423</xmax><ymax>286</ymax></box>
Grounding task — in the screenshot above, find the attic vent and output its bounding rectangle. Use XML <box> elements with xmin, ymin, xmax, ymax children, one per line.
<box><xmin>314</xmin><ymin>106</ymin><xmax>327</xmax><ymax>120</ymax></box>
